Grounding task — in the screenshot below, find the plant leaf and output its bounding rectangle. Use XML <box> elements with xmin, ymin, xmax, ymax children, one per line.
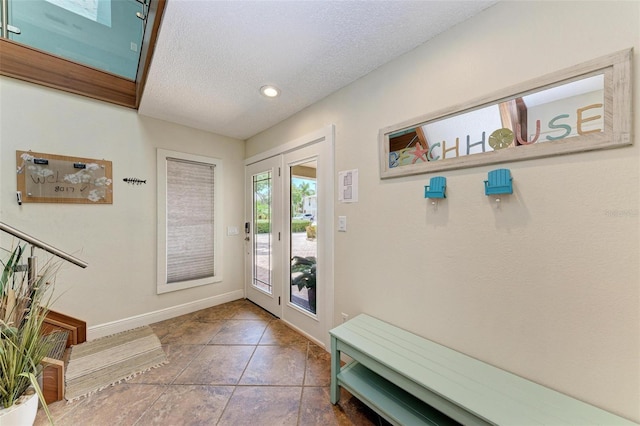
<box><xmin>20</xmin><ymin>372</ymin><xmax>53</xmax><ymax>424</ymax></box>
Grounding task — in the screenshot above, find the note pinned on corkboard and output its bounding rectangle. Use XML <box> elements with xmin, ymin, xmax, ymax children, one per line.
<box><xmin>16</xmin><ymin>151</ymin><xmax>113</xmax><ymax>204</ymax></box>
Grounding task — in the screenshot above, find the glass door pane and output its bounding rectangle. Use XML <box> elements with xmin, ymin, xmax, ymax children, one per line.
<box><xmin>289</xmin><ymin>160</ymin><xmax>317</xmax><ymax>314</ymax></box>
<box><xmin>252</xmin><ymin>171</ymin><xmax>273</xmax><ymax>293</ymax></box>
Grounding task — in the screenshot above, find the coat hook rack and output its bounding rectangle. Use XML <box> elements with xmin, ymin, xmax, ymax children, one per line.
<box><xmin>123</xmin><ymin>177</ymin><xmax>147</xmax><ymax>185</ymax></box>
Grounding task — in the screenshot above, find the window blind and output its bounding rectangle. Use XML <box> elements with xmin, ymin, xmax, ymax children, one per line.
<box><xmin>166</xmin><ymin>158</ymin><xmax>215</xmax><ymax>283</ymax></box>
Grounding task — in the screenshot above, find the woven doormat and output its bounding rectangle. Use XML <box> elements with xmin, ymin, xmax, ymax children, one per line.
<box><xmin>65</xmin><ymin>326</ymin><xmax>168</xmax><ymax>401</ymax></box>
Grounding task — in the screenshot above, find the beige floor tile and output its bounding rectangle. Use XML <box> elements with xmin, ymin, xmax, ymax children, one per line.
<box><xmin>240</xmin><ymin>344</ymin><xmax>307</xmax><ymax>386</ymax></box>
<box><xmin>159</xmin><ymin>319</ymin><xmax>225</xmax><ymax>345</ymax></box>
<box><xmin>260</xmin><ymin>320</ymin><xmax>311</xmax><ymax>345</ymax></box>
<box><xmin>300</xmin><ymin>386</ymin><xmax>390</xmax><ymax>425</ymax></box>
<box><xmin>148</xmin><ymin>315</ymin><xmax>189</xmax><ymax>341</ymax></box>
<box><xmin>35</xmin><ymin>300</ymin><xmax>384</xmax><ymax>426</ymax></box>
<box><xmin>209</xmin><ymin>319</ymin><xmax>269</xmax><ymax>345</ymax></box>
<box><xmin>128</xmin><ymin>344</ymin><xmax>205</xmax><ymax>384</ymax></box>
<box><xmin>193</xmin><ymin>303</ymin><xmax>242</xmax><ymax>322</ymax></box>
<box><xmin>299</xmin><ymin>387</ymin><xmax>343</xmax><ymax>425</ymax></box>
<box><xmin>135</xmin><ymin>385</ymin><xmax>234</xmax><ymax>426</ymax></box>
<box><xmin>232</xmin><ymin>301</ymin><xmax>277</xmax><ymax>321</ymax></box>
<box><xmin>174</xmin><ymin>345</ymin><xmax>255</xmax><ymax>385</ymax></box>
<box><xmin>34</xmin><ymin>398</ymin><xmax>84</xmax><ymax>426</ymax></box>
<box><xmin>304</xmin><ymin>343</ymin><xmax>332</xmax><ymax>386</ymax></box>
<box><xmin>46</xmin><ymin>384</ymin><xmax>166</xmax><ymax>426</ymax></box>
<box><xmin>217</xmin><ymin>386</ymin><xmax>301</xmax><ymax>426</ymax></box>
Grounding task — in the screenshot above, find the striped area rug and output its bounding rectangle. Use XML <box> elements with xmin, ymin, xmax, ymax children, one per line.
<box><xmin>65</xmin><ymin>326</ymin><xmax>168</xmax><ymax>401</ymax></box>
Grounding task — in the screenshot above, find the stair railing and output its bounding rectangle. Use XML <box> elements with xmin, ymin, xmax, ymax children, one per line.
<box><xmin>0</xmin><ymin>221</ymin><xmax>87</xmax><ymax>288</ymax></box>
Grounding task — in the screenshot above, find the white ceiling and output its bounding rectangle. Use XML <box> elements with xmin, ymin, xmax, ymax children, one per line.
<box><xmin>138</xmin><ymin>0</ymin><xmax>496</xmax><ymax>141</ymax></box>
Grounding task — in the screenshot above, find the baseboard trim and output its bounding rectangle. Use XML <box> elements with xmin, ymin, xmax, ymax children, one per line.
<box><xmin>87</xmin><ymin>289</ymin><xmax>245</xmax><ymax>340</ymax></box>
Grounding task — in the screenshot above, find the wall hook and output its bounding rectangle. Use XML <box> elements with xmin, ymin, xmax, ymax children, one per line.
<box><xmin>424</xmin><ymin>176</ymin><xmax>447</xmax><ymax>199</ymax></box>
<box><xmin>123</xmin><ymin>177</ymin><xmax>147</xmax><ymax>185</ymax></box>
<box><xmin>484</xmin><ymin>169</ymin><xmax>513</xmax><ymax>196</ymax></box>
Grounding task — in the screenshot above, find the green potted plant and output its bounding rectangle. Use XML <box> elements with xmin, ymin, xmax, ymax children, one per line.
<box><xmin>291</xmin><ymin>256</ymin><xmax>316</xmax><ymax>314</ymax></box>
<box><xmin>1</xmin><ymin>244</ymin><xmax>57</xmax><ymax>424</ymax></box>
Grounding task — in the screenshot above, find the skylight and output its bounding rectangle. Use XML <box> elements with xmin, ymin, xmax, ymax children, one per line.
<box><xmin>45</xmin><ymin>0</ymin><xmax>112</xmax><ymax>26</ymax></box>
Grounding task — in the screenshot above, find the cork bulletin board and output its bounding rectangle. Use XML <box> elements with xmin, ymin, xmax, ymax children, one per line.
<box><xmin>16</xmin><ymin>151</ymin><xmax>113</xmax><ymax>204</ymax></box>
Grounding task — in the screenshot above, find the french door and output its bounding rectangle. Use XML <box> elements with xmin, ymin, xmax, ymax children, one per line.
<box><xmin>245</xmin><ymin>129</ymin><xmax>333</xmax><ymax>347</ymax></box>
<box><xmin>244</xmin><ymin>156</ymin><xmax>282</xmax><ymax>316</ymax></box>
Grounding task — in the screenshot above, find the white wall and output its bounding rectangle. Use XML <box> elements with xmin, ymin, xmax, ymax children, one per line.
<box><xmin>246</xmin><ymin>1</ymin><xmax>640</xmax><ymax>421</ymax></box>
<box><xmin>0</xmin><ymin>78</ymin><xmax>246</xmax><ymax>334</ymax></box>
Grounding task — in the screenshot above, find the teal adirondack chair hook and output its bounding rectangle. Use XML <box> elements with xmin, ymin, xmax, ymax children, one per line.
<box><xmin>424</xmin><ymin>176</ymin><xmax>447</xmax><ymax>199</ymax></box>
<box><xmin>425</xmin><ymin>176</ymin><xmax>446</xmax><ymax>209</ymax></box>
<box><xmin>485</xmin><ymin>169</ymin><xmax>513</xmax><ymax>205</ymax></box>
<box><xmin>484</xmin><ymin>169</ymin><xmax>513</xmax><ymax>195</ymax></box>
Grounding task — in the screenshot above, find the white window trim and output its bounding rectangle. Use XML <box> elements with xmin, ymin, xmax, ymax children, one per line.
<box><xmin>157</xmin><ymin>149</ymin><xmax>223</xmax><ymax>294</ymax></box>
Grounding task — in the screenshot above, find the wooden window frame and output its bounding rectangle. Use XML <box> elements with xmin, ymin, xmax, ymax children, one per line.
<box><xmin>379</xmin><ymin>49</ymin><xmax>633</xmax><ymax>178</ymax></box>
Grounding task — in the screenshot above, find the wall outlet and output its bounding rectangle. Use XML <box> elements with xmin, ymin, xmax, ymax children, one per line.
<box><xmin>341</xmin><ymin>312</ymin><xmax>349</xmax><ymax>323</ymax></box>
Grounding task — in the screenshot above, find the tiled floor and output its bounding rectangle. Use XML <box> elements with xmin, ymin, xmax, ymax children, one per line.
<box><xmin>35</xmin><ymin>299</ymin><xmax>388</xmax><ymax>425</ymax></box>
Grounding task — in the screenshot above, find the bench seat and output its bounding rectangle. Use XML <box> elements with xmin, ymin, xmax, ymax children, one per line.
<box><xmin>330</xmin><ymin>314</ymin><xmax>636</xmax><ymax>426</ymax></box>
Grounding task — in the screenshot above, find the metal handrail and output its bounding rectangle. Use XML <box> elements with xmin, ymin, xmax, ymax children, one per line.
<box><xmin>1</xmin><ymin>0</ymin><xmax>8</xmax><ymax>39</ymax></box>
<box><xmin>0</xmin><ymin>221</ymin><xmax>87</xmax><ymax>268</ymax></box>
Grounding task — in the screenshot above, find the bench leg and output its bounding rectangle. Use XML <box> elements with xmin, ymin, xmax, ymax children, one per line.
<box><xmin>330</xmin><ymin>335</ymin><xmax>340</xmax><ymax>404</ymax></box>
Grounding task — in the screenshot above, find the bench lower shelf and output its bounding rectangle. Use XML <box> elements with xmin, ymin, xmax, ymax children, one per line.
<box><xmin>337</xmin><ymin>361</ymin><xmax>458</xmax><ymax>426</ymax></box>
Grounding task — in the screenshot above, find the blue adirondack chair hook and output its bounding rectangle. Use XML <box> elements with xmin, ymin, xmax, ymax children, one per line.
<box><xmin>484</xmin><ymin>169</ymin><xmax>513</xmax><ymax>196</ymax></box>
<box><xmin>424</xmin><ymin>176</ymin><xmax>447</xmax><ymax>200</ymax></box>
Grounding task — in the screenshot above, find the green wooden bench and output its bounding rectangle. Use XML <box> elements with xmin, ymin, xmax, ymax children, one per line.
<box><xmin>330</xmin><ymin>314</ymin><xmax>637</xmax><ymax>426</ymax></box>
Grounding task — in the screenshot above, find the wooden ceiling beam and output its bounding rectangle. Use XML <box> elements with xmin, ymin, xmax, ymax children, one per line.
<box><xmin>0</xmin><ymin>39</ymin><xmax>136</xmax><ymax>107</ymax></box>
<box><xmin>415</xmin><ymin>126</ymin><xmax>430</xmax><ymax>150</ymax></box>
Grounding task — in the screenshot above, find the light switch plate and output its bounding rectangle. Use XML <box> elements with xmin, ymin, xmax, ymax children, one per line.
<box><xmin>227</xmin><ymin>226</ymin><xmax>239</xmax><ymax>236</ymax></box>
<box><xmin>338</xmin><ymin>216</ymin><xmax>347</xmax><ymax>232</ymax></box>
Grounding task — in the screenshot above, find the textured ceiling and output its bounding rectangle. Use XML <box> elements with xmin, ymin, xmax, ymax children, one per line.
<box><xmin>138</xmin><ymin>0</ymin><xmax>496</xmax><ymax>140</ymax></box>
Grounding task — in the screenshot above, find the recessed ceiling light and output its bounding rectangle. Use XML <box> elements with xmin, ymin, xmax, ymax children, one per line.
<box><xmin>260</xmin><ymin>85</ymin><xmax>280</xmax><ymax>98</ymax></box>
